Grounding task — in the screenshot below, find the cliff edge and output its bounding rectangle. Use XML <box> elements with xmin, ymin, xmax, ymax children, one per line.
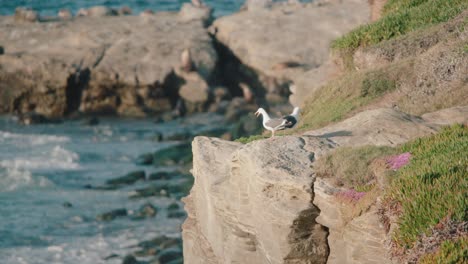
<box><xmin>182</xmin><ymin>107</ymin><xmax>467</xmax><ymax>263</ymax></box>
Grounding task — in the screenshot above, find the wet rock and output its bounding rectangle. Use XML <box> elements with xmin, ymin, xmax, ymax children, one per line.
<box><xmin>130</xmin><ymin>183</ymin><xmax>169</xmax><ymax>199</ymax></box>
<box><xmin>14</xmin><ymin>7</ymin><xmax>39</xmax><ymax>23</ymax></box>
<box><xmin>140</xmin><ymin>9</ymin><xmax>155</xmax><ymax>16</ymax></box>
<box><xmin>164</xmin><ymin>130</ymin><xmax>192</xmax><ymax>141</ymax></box>
<box><xmin>167</xmin><ymin>211</ymin><xmax>186</xmax><ymax>219</ymax></box>
<box><xmin>122</xmin><ymin>255</ymin><xmax>138</xmax><ymax>264</ymax></box>
<box><xmin>137</xmin><ymin>236</ymin><xmax>182</xmax><ymax>258</ymax></box>
<box><xmin>62</xmin><ymin>202</ymin><xmax>73</xmax><ymax>208</ymax></box>
<box><xmin>153</xmin><ymin>143</ymin><xmax>192</xmax><ymax>165</ymax></box>
<box><xmin>87</xmin><ymin>6</ymin><xmax>118</xmax><ymax>17</ymax></box>
<box><xmin>135</xmin><ymin>153</ymin><xmax>154</xmax><ymax>165</ymax></box>
<box><xmin>133</xmin><ymin>203</ymin><xmax>158</xmax><ymax>219</ymax></box>
<box><xmin>96</xmin><ymin>208</ymin><xmax>127</xmax><ymax>221</ymax></box>
<box><xmin>167</xmin><ymin>203</ymin><xmax>180</xmax><ymax>211</ymax></box>
<box><xmin>151</xmin><ymin>132</ymin><xmax>164</xmax><ymax>142</ymax></box>
<box><xmin>82</xmin><ymin>116</ymin><xmax>99</xmax><ymax>126</ymax></box>
<box><xmin>106</xmin><ymin>171</ymin><xmax>146</xmax><ymax>186</ymax></box>
<box><xmin>18</xmin><ymin>112</ymin><xmax>62</xmax><ymax>125</ymax></box>
<box><xmin>119</xmin><ymin>6</ymin><xmax>133</xmax><ymax>15</ymax></box>
<box><xmin>148</xmin><ymin>171</ymin><xmax>172</xmax><ymax>181</ymax></box>
<box><xmin>197</xmin><ymin>127</ymin><xmax>228</xmax><ymax>138</ymax></box>
<box><xmin>158</xmin><ymin>248</ymin><xmax>183</xmax><ymax>264</ymax></box>
<box><xmin>164</xmin><ymin>258</ymin><xmax>183</xmax><ymax>264</ymax></box>
<box><xmin>103</xmin><ymin>253</ymin><xmax>119</xmax><ymax>260</ymax></box>
<box><xmin>58</xmin><ymin>9</ymin><xmax>72</xmax><ymax>20</ymax></box>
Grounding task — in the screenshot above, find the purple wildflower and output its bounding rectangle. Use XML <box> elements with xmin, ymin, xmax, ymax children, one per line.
<box><xmin>386</xmin><ymin>152</ymin><xmax>411</xmax><ymax>170</ymax></box>
<box><xmin>336</xmin><ymin>189</ymin><xmax>366</xmax><ymax>202</ymax></box>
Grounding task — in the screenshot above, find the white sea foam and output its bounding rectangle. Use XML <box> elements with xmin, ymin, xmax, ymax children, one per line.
<box><xmin>0</xmin><ymin>131</ymin><xmax>70</xmax><ymax>146</ymax></box>
<box><xmin>0</xmin><ymin>145</ymin><xmax>80</xmax><ymax>170</ymax></box>
<box><xmin>0</xmin><ymin>168</ymin><xmax>53</xmax><ymax>191</ymax></box>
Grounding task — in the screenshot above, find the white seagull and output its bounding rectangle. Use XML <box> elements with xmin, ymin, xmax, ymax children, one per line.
<box><xmin>255</xmin><ymin>107</ymin><xmax>300</xmax><ymax>138</ymax></box>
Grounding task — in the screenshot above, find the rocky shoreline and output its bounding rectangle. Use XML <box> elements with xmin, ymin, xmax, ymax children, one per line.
<box><xmin>0</xmin><ymin>0</ymin><xmax>371</xmax><ymax>124</ymax></box>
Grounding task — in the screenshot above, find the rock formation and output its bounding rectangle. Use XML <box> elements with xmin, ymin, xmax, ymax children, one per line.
<box><xmin>211</xmin><ymin>0</ymin><xmax>370</xmax><ymax>105</ymax></box>
<box><xmin>0</xmin><ymin>11</ymin><xmax>217</xmax><ymax>117</ymax></box>
<box><xmin>182</xmin><ymin>106</ymin><xmax>467</xmax><ymax>263</ymax></box>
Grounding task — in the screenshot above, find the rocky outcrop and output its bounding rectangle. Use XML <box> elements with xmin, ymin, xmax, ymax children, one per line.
<box><xmin>182</xmin><ymin>106</ymin><xmax>467</xmax><ymax>263</ymax></box>
<box><xmin>211</xmin><ymin>0</ymin><xmax>370</xmax><ymax>105</ymax></box>
<box><xmin>183</xmin><ymin>136</ymin><xmax>331</xmax><ymax>264</ymax></box>
<box><xmin>0</xmin><ymin>10</ymin><xmax>216</xmax><ymax>117</ymax></box>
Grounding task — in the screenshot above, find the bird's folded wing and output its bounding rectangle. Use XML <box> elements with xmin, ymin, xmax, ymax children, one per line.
<box><xmin>265</xmin><ymin>118</ymin><xmax>287</xmax><ymax>129</ymax></box>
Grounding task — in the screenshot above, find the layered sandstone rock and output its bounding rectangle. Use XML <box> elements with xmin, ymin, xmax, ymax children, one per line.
<box><xmin>183</xmin><ymin>106</ymin><xmax>467</xmax><ymax>263</ymax></box>
<box><xmin>211</xmin><ymin>0</ymin><xmax>370</xmax><ymax>104</ymax></box>
<box><xmin>0</xmin><ymin>11</ymin><xmax>216</xmax><ymax>117</ymax></box>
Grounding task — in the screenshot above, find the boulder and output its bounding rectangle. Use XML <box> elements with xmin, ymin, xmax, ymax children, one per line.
<box><xmin>14</xmin><ymin>7</ymin><xmax>39</xmax><ymax>23</ymax></box>
<box><xmin>106</xmin><ymin>171</ymin><xmax>146</xmax><ymax>186</ymax></box>
<box><xmin>158</xmin><ymin>248</ymin><xmax>183</xmax><ymax>264</ymax></box>
<box><xmin>96</xmin><ymin>208</ymin><xmax>127</xmax><ymax>221</ymax></box>
<box><xmin>86</xmin><ymin>6</ymin><xmax>118</xmax><ymax>17</ymax></box>
<box><xmin>211</xmin><ymin>0</ymin><xmax>370</xmax><ymax>105</ymax></box>
<box><xmin>119</xmin><ymin>6</ymin><xmax>133</xmax><ymax>15</ymax></box>
<box><xmin>176</xmin><ymin>71</ymin><xmax>210</xmax><ymax>113</ymax></box>
<box><xmin>153</xmin><ymin>143</ymin><xmax>192</xmax><ymax>165</ymax></box>
<box><xmin>178</xmin><ymin>3</ymin><xmax>213</xmax><ymax>26</ymax></box>
<box><xmin>148</xmin><ymin>171</ymin><xmax>178</xmax><ymax>181</ymax></box>
<box><xmin>0</xmin><ymin>12</ymin><xmax>216</xmax><ymax>117</ymax></box>
<box><xmin>58</xmin><ymin>9</ymin><xmax>72</xmax><ymax>20</ymax></box>
<box><xmin>135</xmin><ymin>153</ymin><xmax>154</xmax><ymax>165</ymax></box>
<box><xmin>132</xmin><ymin>202</ymin><xmax>158</xmax><ymax>219</ymax></box>
<box><xmin>122</xmin><ymin>255</ymin><xmax>139</xmax><ymax>264</ymax></box>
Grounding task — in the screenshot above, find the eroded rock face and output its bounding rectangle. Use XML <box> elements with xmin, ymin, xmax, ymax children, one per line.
<box><xmin>211</xmin><ymin>0</ymin><xmax>370</xmax><ymax>104</ymax></box>
<box><xmin>0</xmin><ymin>13</ymin><xmax>216</xmax><ymax>117</ymax></box>
<box><xmin>183</xmin><ymin>136</ymin><xmax>331</xmax><ymax>264</ymax></box>
<box><xmin>183</xmin><ymin>107</ymin><xmax>467</xmax><ymax>263</ymax></box>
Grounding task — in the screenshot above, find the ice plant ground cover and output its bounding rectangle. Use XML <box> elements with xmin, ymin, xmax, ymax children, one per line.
<box><xmin>387</xmin><ymin>152</ymin><xmax>411</xmax><ymax>170</ymax></box>
<box><xmin>385</xmin><ymin>124</ymin><xmax>468</xmax><ymax>251</ymax></box>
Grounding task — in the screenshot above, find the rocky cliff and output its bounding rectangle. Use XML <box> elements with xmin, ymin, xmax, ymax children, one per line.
<box><xmin>182</xmin><ymin>107</ymin><xmax>468</xmax><ymax>263</ymax></box>
<box><xmin>0</xmin><ymin>8</ymin><xmax>216</xmax><ymax>117</ymax></box>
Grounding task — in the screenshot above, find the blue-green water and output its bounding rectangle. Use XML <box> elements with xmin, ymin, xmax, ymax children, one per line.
<box><xmin>0</xmin><ymin>0</ymin><xmax>246</xmax><ymax>17</ymax></box>
<box><xmin>0</xmin><ymin>114</ymin><xmax>227</xmax><ymax>263</ymax></box>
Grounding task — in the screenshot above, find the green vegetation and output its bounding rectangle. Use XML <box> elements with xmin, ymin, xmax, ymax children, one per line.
<box><xmin>419</xmin><ymin>237</ymin><xmax>468</xmax><ymax>264</ymax></box>
<box><xmin>387</xmin><ymin>124</ymin><xmax>468</xmax><ymax>248</ymax></box>
<box><xmin>332</xmin><ymin>0</ymin><xmax>468</xmax><ymax>51</ymax></box>
<box><xmin>361</xmin><ymin>70</ymin><xmax>397</xmax><ymax>97</ymax></box>
<box><xmin>315</xmin><ymin>145</ymin><xmax>396</xmax><ymax>188</ymax></box>
<box><xmin>235</xmin><ymin>134</ymin><xmax>269</xmax><ymax>144</ymax></box>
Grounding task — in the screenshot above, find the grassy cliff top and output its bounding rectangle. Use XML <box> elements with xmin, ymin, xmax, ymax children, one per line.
<box><xmin>332</xmin><ymin>0</ymin><xmax>468</xmax><ymax>51</ymax></box>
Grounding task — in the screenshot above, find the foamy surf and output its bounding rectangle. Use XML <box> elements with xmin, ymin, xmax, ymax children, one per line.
<box><xmin>0</xmin><ymin>168</ymin><xmax>53</xmax><ymax>191</ymax></box>
<box><xmin>0</xmin><ymin>145</ymin><xmax>80</xmax><ymax>170</ymax></box>
<box><xmin>0</xmin><ymin>131</ymin><xmax>70</xmax><ymax>146</ymax></box>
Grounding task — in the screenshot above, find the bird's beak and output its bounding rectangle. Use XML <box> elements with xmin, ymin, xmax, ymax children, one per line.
<box><xmin>254</xmin><ymin>111</ymin><xmax>259</xmax><ymax>117</ymax></box>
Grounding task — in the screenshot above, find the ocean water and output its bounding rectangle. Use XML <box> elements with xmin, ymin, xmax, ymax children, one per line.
<box><xmin>0</xmin><ymin>0</ymin><xmax>246</xmax><ymax>17</ymax></box>
<box><xmin>0</xmin><ymin>114</ymin><xmax>227</xmax><ymax>263</ymax></box>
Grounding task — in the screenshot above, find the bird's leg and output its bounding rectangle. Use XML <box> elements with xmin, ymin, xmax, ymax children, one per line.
<box><xmin>272</xmin><ymin>130</ymin><xmax>275</xmax><ymax>138</ymax></box>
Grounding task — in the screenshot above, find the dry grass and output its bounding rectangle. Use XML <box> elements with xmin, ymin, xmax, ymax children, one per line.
<box><xmin>315</xmin><ymin>145</ymin><xmax>396</xmax><ymax>189</ymax></box>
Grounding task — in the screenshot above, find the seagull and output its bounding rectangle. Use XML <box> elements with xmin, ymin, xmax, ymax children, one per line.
<box><xmin>255</xmin><ymin>107</ymin><xmax>298</xmax><ymax>138</ymax></box>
